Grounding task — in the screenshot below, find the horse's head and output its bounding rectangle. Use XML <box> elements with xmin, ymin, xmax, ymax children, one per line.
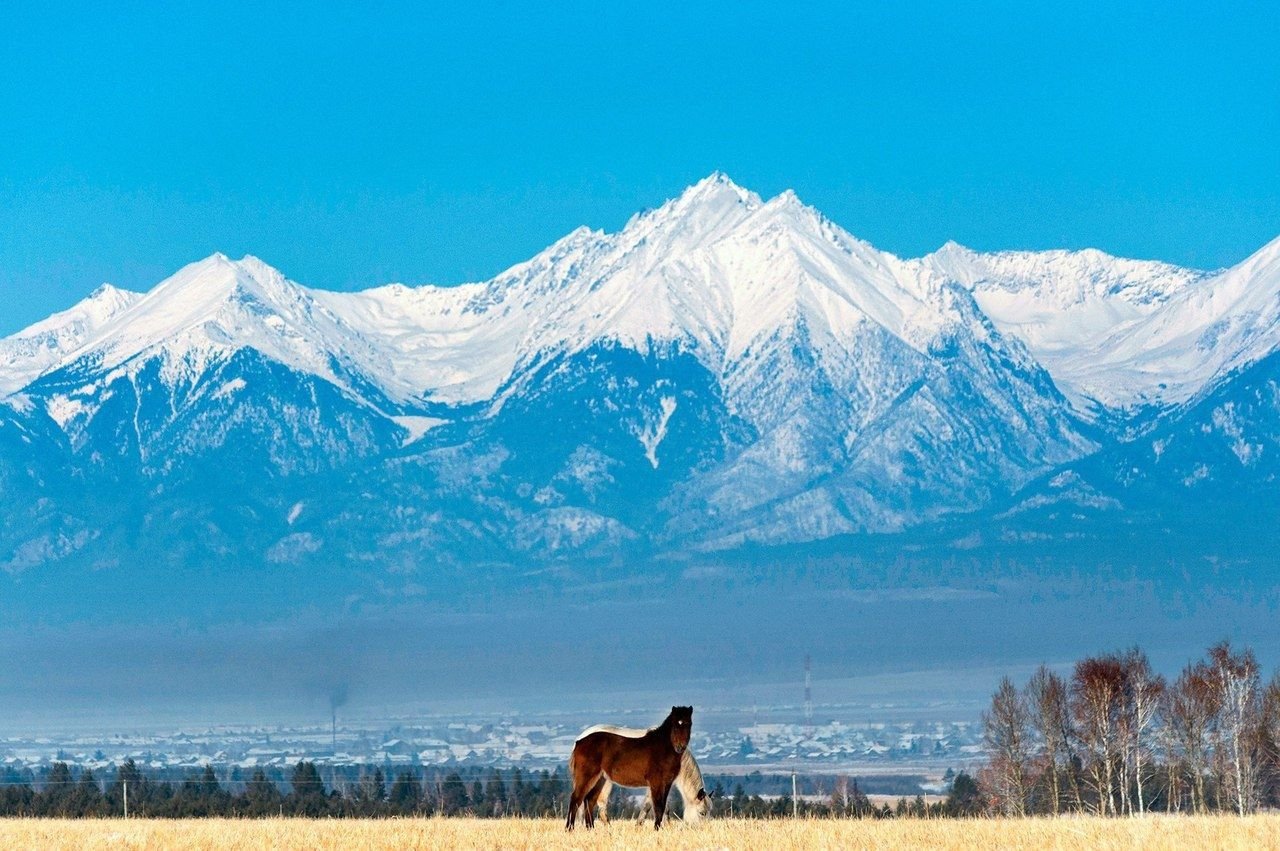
<box><xmin>688</xmin><ymin>785</ymin><xmax>712</xmax><ymax>819</ymax></box>
<box><xmin>668</xmin><ymin>705</ymin><xmax>693</xmax><ymax>754</ymax></box>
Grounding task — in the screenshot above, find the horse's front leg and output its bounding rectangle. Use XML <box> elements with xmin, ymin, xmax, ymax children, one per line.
<box><xmin>637</xmin><ymin>789</ymin><xmax>653</xmax><ymax>823</ymax></box>
<box><xmin>650</xmin><ymin>781</ymin><xmax>673</xmax><ymax>830</ymax></box>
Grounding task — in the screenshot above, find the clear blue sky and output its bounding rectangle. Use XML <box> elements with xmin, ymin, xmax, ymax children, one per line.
<box><xmin>2</xmin><ymin>1</ymin><xmax>1277</xmax><ymax>334</ymax></box>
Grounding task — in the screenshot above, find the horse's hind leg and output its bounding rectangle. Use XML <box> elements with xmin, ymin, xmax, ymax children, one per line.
<box><xmin>566</xmin><ymin>768</ymin><xmax>602</xmax><ymax>831</ymax></box>
<box><xmin>585</xmin><ymin>775</ymin><xmax>609</xmax><ymax>828</ymax></box>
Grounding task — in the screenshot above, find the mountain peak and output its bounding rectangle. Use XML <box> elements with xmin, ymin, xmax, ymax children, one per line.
<box><xmin>672</xmin><ymin>172</ymin><xmax>760</xmax><ymax>210</ymax></box>
<box><xmin>148</xmin><ymin>253</ymin><xmax>295</xmax><ymax>305</ymax></box>
<box><xmin>0</xmin><ymin>281</ymin><xmax>144</xmax><ymax>394</ymax></box>
<box><xmin>87</xmin><ymin>282</ymin><xmax>130</xmax><ymax>301</ymax></box>
<box><xmin>612</xmin><ymin>173</ymin><xmax>764</xmax><ymax>256</ymax></box>
<box><xmin>935</xmin><ymin>239</ymin><xmax>974</xmax><ymax>256</ymax></box>
<box><xmin>148</xmin><ymin>253</ymin><xmax>241</xmax><ymax>300</ymax></box>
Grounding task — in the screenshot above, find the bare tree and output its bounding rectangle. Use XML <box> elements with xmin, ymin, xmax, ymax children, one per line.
<box><xmin>1071</xmin><ymin>655</ymin><xmax>1126</xmax><ymax>815</ymax></box>
<box><xmin>1119</xmin><ymin>648</ymin><xmax>1165</xmax><ymax>815</ymax></box>
<box><xmin>1207</xmin><ymin>642</ymin><xmax>1261</xmax><ymax>815</ymax></box>
<box><xmin>983</xmin><ymin>676</ymin><xmax>1032</xmax><ymax>815</ymax></box>
<box><xmin>1258</xmin><ymin>674</ymin><xmax>1280</xmax><ymax>807</ymax></box>
<box><xmin>1157</xmin><ymin>688</ymin><xmax>1184</xmax><ymax>812</ymax></box>
<box><xmin>1167</xmin><ymin>661</ymin><xmax>1219</xmax><ymax>813</ymax></box>
<box><xmin>1025</xmin><ymin>666</ymin><xmax>1076</xmax><ymax>815</ymax></box>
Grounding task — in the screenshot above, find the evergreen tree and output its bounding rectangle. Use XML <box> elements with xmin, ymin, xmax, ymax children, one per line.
<box><xmin>483</xmin><ymin>770</ymin><xmax>506</xmax><ymax>817</ymax></box>
<box><xmin>355</xmin><ymin>768</ymin><xmax>386</xmax><ymax>815</ymax></box>
<box><xmin>200</xmin><ymin>765</ymin><xmax>220</xmax><ymax>798</ymax></box>
<box><xmin>731</xmin><ymin>783</ymin><xmax>747</xmax><ymax>817</ymax></box>
<box><xmin>40</xmin><ymin>763</ymin><xmax>75</xmax><ymax>816</ymax></box>
<box><xmin>0</xmin><ymin>768</ymin><xmax>35</xmax><ymax>817</ymax></box>
<box><xmin>73</xmin><ymin>768</ymin><xmax>104</xmax><ymax>817</ymax></box>
<box><xmin>289</xmin><ymin>761</ymin><xmax>329</xmax><ymax>816</ymax></box>
<box><xmin>245</xmin><ymin>768</ymin><xmax>282</xmax><ymax>817</ymax></box>
<box><xmin>389</xmin><ymin>770</ymin><xmax>423</xmax><ymax>815</ymax></box>
<box><xmin>509</xmin><ymin>768</ymin><xmax>526</xmax><ymax>815</ymax></box>
<box><xmin>108</xmin><ymin>759</ymin><xmax>146</xmax><ymax>817</ymax></box>
<box><xmin>945</xmin><ymin>771</ymin><xmax>985</xmax><ymax>816</ymax></box>
<box><xmin>440</xmin><ymin>772</ymin><xmax>470</xmax><ymax>815</ymax></box>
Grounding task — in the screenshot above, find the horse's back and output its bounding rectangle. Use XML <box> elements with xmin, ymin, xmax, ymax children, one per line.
<box><xmin>571</xmin><ymin>729</ymin><xmax>635</xmax><ymax>774</ymax></box>
<box><xmin>576</xmin><ymin>724</ymin><xmax>647</xmax><ymax>742</ymax></box>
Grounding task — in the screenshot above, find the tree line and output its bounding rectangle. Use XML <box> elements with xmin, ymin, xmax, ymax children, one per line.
<box><xmin>981</xmin><ymin>641</ymin><xmax>1280</xmax><ymax>816</ymax></box>
<box><xmin>0</xmin><ymin>762</ymin><xmax>580</xmax><ymax>819</ymax></box>
<box><xmin>0</xmin><ymin>758</ymin><xmax>989</xmax><ymax>820</ymax></box>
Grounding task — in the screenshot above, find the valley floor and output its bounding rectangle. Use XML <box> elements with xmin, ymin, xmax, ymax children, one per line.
<box><xmin>3</xmin><ymin>815</ymin><xmax>1278</xmax><ymax>850</ymax></box>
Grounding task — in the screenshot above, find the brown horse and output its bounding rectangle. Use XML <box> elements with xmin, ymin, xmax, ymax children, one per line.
<box><xmin>566</xmin><ymin>705</ymin><xmax>693</xmax><ymax>830</ymax></box>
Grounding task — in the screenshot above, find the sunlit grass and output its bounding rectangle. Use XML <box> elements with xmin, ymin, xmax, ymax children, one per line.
<box><xmin>3</xmin><ymin>814</ymin><xmax>1278</xmax><ymax>850</ymax></box>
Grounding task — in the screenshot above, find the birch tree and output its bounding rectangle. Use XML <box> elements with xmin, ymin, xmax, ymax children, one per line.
<box><xmin>1207</xmin><ymin>642</ymin><xmax>1260</xmax><ymax>815</ymax></box>
<box><xmin>1071</xmin><ymin>655</ymin><xmax>1125</xmax><ymax>815</ymax></box>
<box><xmin>1167</xmin><ymin>661</ymin><xmax>1219</xmax><ymax>813</ymax></box>
<box><xmin>1120</xmin><ymin>648</ymin><xmax>1165</xmax><ymax>815</ymax></box>
<box><xmin>1025</xmin><ymin>666</ymin><xmax>1073</xmax><ymax>815</ymax></box>
<box><xmin>983</xmin><ymin>676</ymin><xmax>1032</xmax><ymax>815</ymax></box>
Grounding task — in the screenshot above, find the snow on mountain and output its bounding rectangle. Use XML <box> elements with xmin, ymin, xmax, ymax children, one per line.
<box><xmin>320</xmin><ymin>174</ymin><xmax>961</xmax><ymax>424</ymax></box>
<box><xmin>3</xmin><ymin>172</ymin><xmax>1279</xmax><ymax>571</ymax></box>
<box><xmin>918</xmin><ymin>242</ymin><xmax>1206</xmax><ymax>412</ymax></box>
<box><xmin>19</xmin><ymin>253</ymin><xmax>416</xmax><ymax>471</ymax></box>
<box><xmin>0</xmin><ymin>283</ymin><xmax>141</xmax><ymax>395</ymax></box>
<box><xmin>1066</xmin><ymin>235</ymin><xmax>1280</xmax><ymax>410</ymax></box>
<box><xmin>48</xmin><ymin>253</ymin><xmax>402</xmax><ymax>407</ymax></box>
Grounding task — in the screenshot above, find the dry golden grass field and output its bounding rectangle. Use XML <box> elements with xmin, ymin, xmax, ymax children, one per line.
<box><xmin>3</xmin><ymin>815</ymin><xmax>1279</xmax><ymax>850</ymax></box>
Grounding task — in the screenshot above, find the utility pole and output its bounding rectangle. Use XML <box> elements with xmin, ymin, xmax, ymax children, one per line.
<box><xmin>792</xmin><ymin>771</ymin><xmax>799</xmax><ymax>818</ymax></box>
<box><xmin>123</xmin><ymin>779</ymin><xmax>128</xmax><ymax>819</ymax></box>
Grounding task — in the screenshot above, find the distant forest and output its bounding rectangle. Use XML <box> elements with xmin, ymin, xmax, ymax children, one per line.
<box><xmin>981</xmin><ymin>641</ymin><xmax>1280</xmax><ymax>815</ymax></box>
<box><xmin>0</xmin><ymin>762</ymin><xmax>981</xmax><ymax>820</ymax></box>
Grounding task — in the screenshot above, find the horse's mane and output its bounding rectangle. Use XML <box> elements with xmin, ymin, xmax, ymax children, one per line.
<box><xmin>575</xmin><ymin>723</ymin><xmax>650</xmax><ymax>742</ymax></box>
<box><xmin>677</xmin><ymin>749</ymin><xmax>705</xmax><ymax>794</ymax></box>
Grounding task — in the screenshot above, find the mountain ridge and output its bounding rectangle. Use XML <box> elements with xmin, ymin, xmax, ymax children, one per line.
<box><xmin>2</xmin><ymin>174</ymin><xmax>1278</xmax><ymax>583</ymax></box>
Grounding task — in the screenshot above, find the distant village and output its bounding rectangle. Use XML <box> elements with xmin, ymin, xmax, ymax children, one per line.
<box><xmin>1</xmin><ymin>712</ymin><xmax>983</xmax><ymax>779</ymax></box>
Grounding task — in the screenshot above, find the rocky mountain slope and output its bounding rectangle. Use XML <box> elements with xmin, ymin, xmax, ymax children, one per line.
<box><xmin>2</xmin><ymin>174</ymin><xmax>1276</xmax><ymax>589</ymax></box>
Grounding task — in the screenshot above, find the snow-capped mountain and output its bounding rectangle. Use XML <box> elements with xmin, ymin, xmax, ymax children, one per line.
<box><xmin>0</xmin><ymin>283</ymin><xmax>141</xmax><ymax>395</ymax></box>
<box><xmin>1067</xmin><ymin>235</ymin><xmax>1280</xmax><ymax>411</ymax></box>
<box><xmin>1</xmin><ymin>173</ymin><xmax>1278</xmax><ymax>582</ymax></box>
<box><xmin>920</xmin><ymin>237</ymin><xmax>1280</xmax><ymax>415</ymax></box>
<box><xmin>917</xmin><ymin>243</ymin><xmax>1207</xmax><ymax>413</ymax></box>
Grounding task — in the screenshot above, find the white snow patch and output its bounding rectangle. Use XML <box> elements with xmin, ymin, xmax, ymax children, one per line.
<box><xmin>1048</xmin><ymin>470</ymin><xmax>1081</xmax><ymax>488</ymax></box>
<box><xmin>1182</xmin><ymin>464</ymin><xmax>1210</xmax><ymax>486</ymax></box>
<box><xmin>392</xmin><ymin>415</ymin><xmax>447</xmax><ymax>446</ymax></box>
<box><xmin>212</xmin><ymin>377</ymin><xmax>246</xmax><ymax>400</ymax></box>
<box><xmin>556</xmin><ymin>446</ymin><xmax>616</xmax><ymax>498</ymax></box>
<box><xmin>638</xmin><ymin>396</ymin><xmax>677</xmax><ymax>469</ymax></box>
<box><xmin>45</xmin><ymin>394</ymin><xmax>88</xmax><ymax>429</ymax></box>
<box><xmin>1211</xmin><ymin>403</ymin><xmax>1262</xmax><ymax>466</ymax></box>
<box><xmin>287</xmin><ymin>502</ymin><xmax>304</xmax><ymax>525</ymax></box>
